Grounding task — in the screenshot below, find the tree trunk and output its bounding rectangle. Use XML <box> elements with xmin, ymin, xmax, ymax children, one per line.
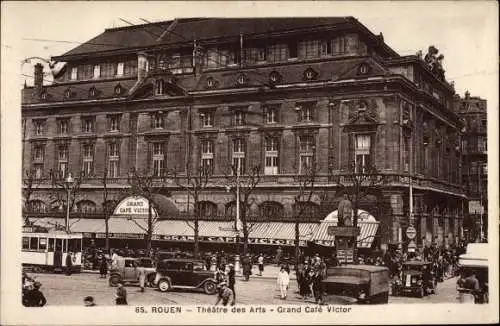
<box><xmin>194</xmin><ymin>219</ymin><xmax>200</xmax><ymax>259</ymax></box>
<box><xmin>146</xmin><ymin>198</ymin><xmax>153</xmax><ymax>252</ymax></box>
<box><xmin>242</xmin><ymin>208</ymin><xmax>249</xmax><ymax>256</ymax></box>
<box><xmin>294</xmin><ymin>221</ymin><xmax>300</xmax><ymax>270</ymax></box>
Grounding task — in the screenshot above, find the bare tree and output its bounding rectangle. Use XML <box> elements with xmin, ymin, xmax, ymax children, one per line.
<box><xmin>126</xmin><ymin>168</ymin><xmax>170</xmax><ymax>252</ymax></box>
<box><xmin>22</xmin><ymin>169</ymin><xmax>38</xmax><ymax>225</ymax></box>
<box><xmin>48</xmin><ymin>170</ymin><xmax>84</xmax><ymax>230</ymax></box>
<box><xmin>292</xmin><ymin>163</ymin><xmax>319</xmax><ymax>269</ymax></box>
<box><xmin>172</xmin><ymin>165</ymin><xmax>211</xmax><ymax>259</ymax></box>
<box><xmin>224</xmin><ymin>164</ymin><xmax>262</xmax><ymax>256</ymax></box>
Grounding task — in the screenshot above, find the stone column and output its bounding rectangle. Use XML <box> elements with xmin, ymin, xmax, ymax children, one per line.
<box><xmin>383</xmin><ymin>190</ymin><xmax>404</xmax><ymax>246</ymax></box>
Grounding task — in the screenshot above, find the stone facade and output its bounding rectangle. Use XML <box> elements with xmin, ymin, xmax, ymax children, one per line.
<box><xmin>22</xmin><ymin>18</ymin><xmax>468</xmax><ymax>248</ymax></box>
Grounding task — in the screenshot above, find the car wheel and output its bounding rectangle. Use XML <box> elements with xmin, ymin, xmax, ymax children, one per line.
<box><xmin>203</xmin><ymin>281</ymin><xmax>217</xmax><ymax>295</ymax></box>
<box><xmin>109</xmin><ymin>275</ymin><xmax>120</xmax><ymax>287</ymax></box>
<box><xmin>158</xmin><ymin>279</ymin><xmax>171</xmax><ymax>292</ymax></box>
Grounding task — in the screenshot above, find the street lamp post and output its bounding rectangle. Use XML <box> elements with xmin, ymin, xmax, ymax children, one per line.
<box><xmin>64</xmin><ymin>173</ymin><xmax>75</xmax><ymax>233</ymax></box>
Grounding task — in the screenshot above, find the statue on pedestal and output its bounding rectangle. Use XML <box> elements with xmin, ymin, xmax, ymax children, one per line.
<box><xmin>337</xmin><ymin>194</ymin><xmax>353</xmax><ymax>227</ymax></box>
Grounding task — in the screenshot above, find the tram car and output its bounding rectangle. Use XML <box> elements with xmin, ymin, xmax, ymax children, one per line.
<box><xmin>22</xmin><ymin>225</ymin><xmax>83</xmax><ymax>273</ymax></box>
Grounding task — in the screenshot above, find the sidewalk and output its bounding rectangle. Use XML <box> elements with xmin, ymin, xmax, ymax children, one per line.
<box><xmin>82</xmin><ymin>264</ymin><xmax>296</xmax><ymax>280</ymax></box>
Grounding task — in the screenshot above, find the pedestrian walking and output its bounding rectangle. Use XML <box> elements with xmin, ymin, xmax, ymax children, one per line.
<box><xmin>115</xmin><ymin>282</ymin><xmax>128</xmax><ymax>305</ymax></box>
<box><xmin>137</xmin><ymin>265</ymin><xmax>146</xmax><ymax>292</ymax></box>
<box><xmin>214</xmin><ymin>282</ymin><xmax>235</xmax><ymax>306</ymax></box>
<box><xmin>277</xmin><ymin>265</ymin><xmax>290</xmax><ymax>300</ymax></box>
<box><xmin>296</xmin><ymin>260</ymin><xmax>304</xmax><ymax>297</ymax></box>
<box><xmin>111</xmin><ymin>250</ymin><xmax>119</xmax><ymax>269</ymax></box>
<box><xmin>227</xmin><ymin>263</ymin><xmax>236</xmax><ymax>302</ymax></box>
<box><xmin>257</xmin><ymin>254</ymin><xmax>264</xmax><ymax>276</ymax></box>
<box><xmin>65</xmin><ymin>252</ymin><xmax>73</xmax><ymax>276</ymax></box>
<box><xmin>99</xmin><ymin>254</ymin><xmax>108</xmax><ymax>278</ymax></box>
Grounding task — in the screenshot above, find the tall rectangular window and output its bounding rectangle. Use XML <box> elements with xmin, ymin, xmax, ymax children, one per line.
<box><xmin>116</xmin><ymin>62</ymin><xmax>124</xmax><ymax>76</ymax></box>
<box><xmin>107</xmin><ymin>143</ymin><xmax>120</xmax><ymax>178</ymax></box>
<box><xmin>152</xmin><ymin>113</ymin><xmax>164</xmax><ymax>129</ymax></box>
<box><xmin>297</xmin><ymin>103</ymin><xmax>314</xmax><ymax>122</ymax></box>
<box><xmin>57</xmin><ymin>118</ymin><xmax>69</xmax><ymax>134</ymax></box>
<box><xmin>265</xmin><ymin>107</ymin><xmax>278</xmax><ymax>124</ymax></box>
<box><xmin>58</xmin><ymin>144</ymin><xmax>69</xmax><ymax>178</ymax></box>
<box><xmin>234</xmin><ymin>110</ymin><xmax>245</xmax><ymax>126</ymax></box>
<box><xmin>33</xmin><ymin>145</ymin><xmax>44</xmax><ymax>162</ymax></box>
<box><xmin>34</xmin><ymin>164</ymin><xmax>43</xmax><ymax>179</ymax></box>
<box><xmin>478</xmin><ymin>136</ymin><xmax>487</xmax><ymax>152</ymax></box>
<box><xmin>33</xmin><ymin>120</ymin><xmax>45</xmax><ymax>136</ymax></box>
<box><xmin>320</xmin><ymin>40</ymin><xmax>333</xmax><ymax>56</ymax></box>
<box><xmin>201</xmin><ymin>139</ymin><xmax>214</xmax><ymax>174</ymax></box>
<box><xmin>93</xmin><ymin>64</ymin><xmax>101</xmax><ymax>78</ymax></box>
<box><xmin>108</xmin><ymin>115</ymin><xmax>120</xmax><ymax>132</ymax></box>
<box><xmin>232</xmin><ymin>138</ymin><xmax>246</xmax><ymax>174</ymax></box>
<box><xmin>152</xmin><ymin>143</ymin><xmax>164</xmax><ymax>177</ymax></box>
<box><xmin>82</xmin><ymin>144</ymin><xmax>94</xmax><ymax>177</ymax></box>
<box><xmin>355</xmin><ymin>134</ymin><xmax>371</xmax><ymax>173</ymax></box>
<box><xmin>299</xmin><ymin>135</ymin><xmax>315</xmax><ymax>173</ymax></box>
<box><xmin>200</xmin><ymin>110</ymin><xmax>214</xmax><ymax>128</ymax></box>
<box><xmin>403</xmin><ymin>136</ymin><xmax>410</xmax><ymax>172</ymax></box>
<box><xmin>81</xmin><ymin>117</ymin><xmax>95</xmax><ymax>133</ymax></box>
<box><xmin>264</xmin><ymin>137</ymin><xmax>279</xmax><ymax>175</ymax></box>
<box><xmin>70</xmin><ymin>67</ymin><xmax>78</xmax><ymax>80</ymax></box>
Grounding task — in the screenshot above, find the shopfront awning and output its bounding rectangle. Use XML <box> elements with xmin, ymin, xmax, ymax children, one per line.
<box><xmin>311</xmin><ymin>221</ymin><xmax>379</xmax><ymax>249</ymax></box>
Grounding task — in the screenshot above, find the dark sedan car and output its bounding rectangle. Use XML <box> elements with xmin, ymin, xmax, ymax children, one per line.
<box><xmin>153</xmin><ymin>259</ymin><xmax>218</xmax><ymax>295</ymax></box>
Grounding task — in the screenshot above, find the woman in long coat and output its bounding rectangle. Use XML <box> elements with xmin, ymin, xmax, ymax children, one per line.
<box><xmin>99</xmin><ymin>254</ymin><xmax>108</xmax><ymax>278</ymax></box>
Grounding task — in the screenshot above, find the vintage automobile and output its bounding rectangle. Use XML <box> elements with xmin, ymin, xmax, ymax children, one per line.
<box><xmin>108</xmin><ymin>257</ymin><xmax>156</xmax><ymax>287</ymax></box>
<box><xmin>321</xmin><ymin>265</ymin><xmax>390</xmax><ymax>304</ymax></box>
<box><xmin>392</xmin><ymin>261</ymin><xmax>436</xmax><ymax>298</ymax></box>
<box><xmin>456</xmin><ymin>243</ymin><xmax>488</xmax><ymax>304</ymax></box>
<box><xmin>153</xmin><ymin>258</ymin><xmax>218</xmax><ymax>295</ymax></box>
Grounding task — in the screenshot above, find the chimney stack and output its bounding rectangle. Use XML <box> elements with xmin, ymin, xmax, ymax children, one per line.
<box><xmin>34</xmin><ymin>63</ymin><xmax>44</xmax><ymax>94</ymax></box>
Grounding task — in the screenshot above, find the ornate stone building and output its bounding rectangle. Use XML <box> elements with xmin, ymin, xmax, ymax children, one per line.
<box><xmin>454</xmin><ymin>91</ymin><xmax>488</xmax><ymax>241</ymax></box>
<box><xmin>22</xmin><ymin>17</ymin><xmax>467</xmax><ymax>251</ymax></box>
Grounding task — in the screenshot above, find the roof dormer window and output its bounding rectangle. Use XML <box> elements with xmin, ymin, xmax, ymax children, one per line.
<box><xmin>114</xmin><ymin>84</ymin><xmax>123</xmax><ymax>95</ymax></box>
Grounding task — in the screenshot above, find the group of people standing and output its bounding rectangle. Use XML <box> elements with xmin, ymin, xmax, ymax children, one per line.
<box><xmin>294</xmin><ymin>254</ymin><xmax>327</xmax><ymax>304</ymax></box>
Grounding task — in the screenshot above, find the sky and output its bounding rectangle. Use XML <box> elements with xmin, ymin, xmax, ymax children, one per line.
<box><xmin>2</xmin><ymin>1</ymin><xmax>498</xmax><ymax>107</ymax></box>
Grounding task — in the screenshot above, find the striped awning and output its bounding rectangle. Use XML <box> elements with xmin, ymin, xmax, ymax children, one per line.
<box><xmin>311</xmin><ymin>221</ymin><xmax>379</xmax><ymax>249</ymax></box>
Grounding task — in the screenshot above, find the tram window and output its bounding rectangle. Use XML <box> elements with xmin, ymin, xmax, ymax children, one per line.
<box><xmin>22</xmin><ymin>237</ymin><xmax>29</xmax><ymax>250</ymax></box>
<box><xmin>39</xmin><ymin>238</ymin><xmax>47</xmax><ymax>250</ymax></box>
<box><xmin>63</xmin><ymin>239</ymin><xmax>67</xmax><ymax>253</ymax></box>
<box><xmin>68</xmin><ymin>239</ymin><xmax>81</xmax><ymax>252</ymax></box>
<box><xmin>48</xmin><ymin>238</ymin><xmax>55</xmax><ymax>252</ymax></box>
<box><xmin>30</xmin><ymin>237</ymin><xmax>39</xmax><ymax>250</ymax></box>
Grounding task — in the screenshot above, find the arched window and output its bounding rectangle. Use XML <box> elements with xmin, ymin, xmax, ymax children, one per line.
<box><xmin>196</xmin><ymin>201</ymin><xmax>217</xmax><ymax>218</ymax></box>
<box><xmin>293</xmin><ymin>201</ymin><xmax>319</xmax><ymax>221</ymax></box>
<box><xmin>259</xmin><ymin>201</ymin><xmax>283</xmax><ymax>220</ymax></box>
<box><xmin>225</xmin><ymin>201</ymin><xmax>246</xmax><ymax>218</ymax></box>
<box><xmin>27</xmin><ymin>200</ymin><xmax>47</xmax><ymax>213</ymax></box>
<box><xmin>76</xmin><ymin>200</ymin><xmax>97</xmax><ymax>213</ymax></box>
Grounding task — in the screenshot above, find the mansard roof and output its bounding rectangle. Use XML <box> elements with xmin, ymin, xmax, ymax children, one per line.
<box><xmin>53</xmin><ymin>17</ymin><xmax>398</xmax><ymax>61</ymax></box>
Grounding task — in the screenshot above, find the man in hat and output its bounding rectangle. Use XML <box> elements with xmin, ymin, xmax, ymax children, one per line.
<box><xmin>227</xmin><ymin>263</ymin><xmax>236</xmax><ymax>302</ymax></box>
<box><xmin>257</xmin><ymin>253</ymin><xmax>264</xmax><ymax>276</ymax></box>
<box><xmin>214</xmin><ymin>282</ymin><xmax>234</xmax><ymax>306</ymax></box>
<box><xmin>65</xmin><ymin>252</ymin><xmax>73</xmax><ymax>276</ymax></box>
